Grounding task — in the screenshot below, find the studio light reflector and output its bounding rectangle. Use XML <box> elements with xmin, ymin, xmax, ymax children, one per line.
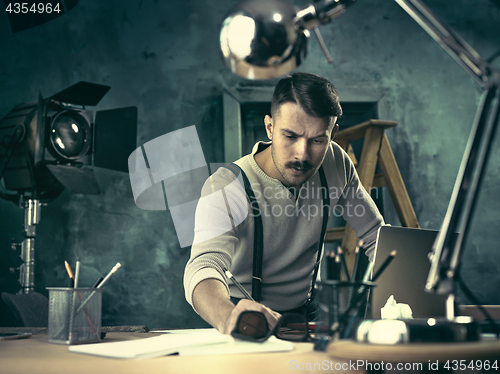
<box><xmin>49</xmin><ymin>110</ymin><xmax>91</xmax><ymax>160</ymax></box>
<box><xmin>0</xmin><ymin>81</ymin><xmax>137</xmax><ymax>199</ymax></box>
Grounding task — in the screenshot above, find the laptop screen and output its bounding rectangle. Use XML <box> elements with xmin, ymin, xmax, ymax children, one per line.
<box><xmin>371</xmin><ymin>226</ymin><xmax>448</xmax><ymax>319</ymax></box>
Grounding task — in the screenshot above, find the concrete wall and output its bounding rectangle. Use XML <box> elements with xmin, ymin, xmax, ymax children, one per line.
<box><xmin>0</xmin><ymin>0</ymin><xmax>499</xmax><ymax>328</ymax></box>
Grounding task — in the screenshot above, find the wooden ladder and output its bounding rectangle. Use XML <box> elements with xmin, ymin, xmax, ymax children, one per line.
<box><xmin>325</xmin><ymin>119</ymin><xmax>420</xmax><ymax>274</ymax></box>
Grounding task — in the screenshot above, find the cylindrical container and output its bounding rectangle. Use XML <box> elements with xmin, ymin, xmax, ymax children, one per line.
<box><xmin>47</xmin><ymin>287</ymin><xmax>102</xmax><ymax>345</ymax></box>
<box><xmin>315</xmin><ymin>280</ymin><xmax>375</xmax><ymax>342</ymax></box>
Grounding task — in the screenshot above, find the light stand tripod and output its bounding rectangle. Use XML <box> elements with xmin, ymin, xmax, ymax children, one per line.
<box><xmin>12</xmin><ymin>198</ymin><xmax>41</xmax><ymax>294</ymax></box>
<box><xmin>1</xmin><ymin>127</ymin><xmax>42</xmax><ymax>294</ymax></box>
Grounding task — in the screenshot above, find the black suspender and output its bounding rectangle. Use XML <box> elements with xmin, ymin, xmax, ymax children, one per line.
<box><xmin>225</xmin><ymin>163</ymin><xmax>329</xmax><ymax>302</ymax></box>
<box><xmin>225</xmin><ymin>163</ymin><xmax>264</xmax><ymax>301</ymax></box>
<box><xmin>313</xmin><ymin>166</ymin><xmax>330</xmax><ymax>292</ymax></box>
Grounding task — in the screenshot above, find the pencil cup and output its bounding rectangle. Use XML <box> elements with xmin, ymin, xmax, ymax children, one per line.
<box><xmin>47</xmin><ymin>287</ymin><xmax>102</xmax><ymax>345</ymax></box>
<box><xmin>314</xmin><ymin>281</ymin><xmax>375</xmax><ymax>343</ymax></box>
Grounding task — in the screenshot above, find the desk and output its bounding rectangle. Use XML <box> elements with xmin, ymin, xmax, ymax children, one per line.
<box><xmin>0</xmin><ymin>332</ymin><xmax>363</xmax><ymax>374</ymax></box>
<box><xmin>329</xmin><ymin>338</ymin><xmax>500</xmax><ymax>373</ymax></box>
<box><xmin>328</xmin><ymin>338</ymin><xmax>500</xmax><ymax>361</ymax></box>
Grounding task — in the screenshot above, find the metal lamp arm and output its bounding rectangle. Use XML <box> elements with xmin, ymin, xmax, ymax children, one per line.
<box><xmin>426</xmin><ymin>83</ymin><xmax>500</xmax><ymax>295</ymax></box>
<box><xmin>295</xmin><ymin>0</ymin><xmax>357</xmax><ymax>30</ymax></box>
<box><xmin>308</xmin><ymin>0</ymin><xmax>500</xmax><ymax>299</ymax></box>
<box><xmin>393</xmin><ymin>0</ymin><xmax>491</xmax><ymax>87</ymax></box>
<box><xmin>304</xmin><ymin>0</ymin><xmax>492</xmax><ymax>85</ymax></box>
<box><xmin>386</xmin><ymin>1</ymin><xmax>500</xmax><ymax>297</ymax></box>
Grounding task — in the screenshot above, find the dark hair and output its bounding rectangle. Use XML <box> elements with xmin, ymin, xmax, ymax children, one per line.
<box><xmin>270</xmin><ymin>72</ymin><xmax>342</xmax><ymax>125</ymax></box>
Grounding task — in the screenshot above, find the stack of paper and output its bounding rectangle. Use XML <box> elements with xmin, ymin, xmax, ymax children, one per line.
<box><xmin>69</xmin><ymin>329</ymin><xmax>294</xmax><ymax>359</ymax></box>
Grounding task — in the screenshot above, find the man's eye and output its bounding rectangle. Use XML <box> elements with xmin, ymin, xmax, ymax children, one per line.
<box><xmin>286</xmin><ymin>135</ymin><xmax>296</xmax><ymax>139</ymax></box>
<box><xmin>312</xmin><ymin>139</ymin><xmax>324</xmax><ymax>144</ymax></box>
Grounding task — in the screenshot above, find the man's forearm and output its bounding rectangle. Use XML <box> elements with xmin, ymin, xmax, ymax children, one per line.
<box><xmin>192</xmin><ymin>278</ymin><xmax>236</xmax><ymax>333</ymax></box>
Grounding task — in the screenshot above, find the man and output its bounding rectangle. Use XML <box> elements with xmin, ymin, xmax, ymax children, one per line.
<box><xmin>184</xmin><ymin>72</ymin><xmax>384</xmax><ymax>335</ymax></box>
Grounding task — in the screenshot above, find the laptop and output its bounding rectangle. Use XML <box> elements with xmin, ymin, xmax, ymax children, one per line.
<box><xmin>371</xmin><ymin>226</ymin><xmax>448</xmax><ymax>319</ymax></box>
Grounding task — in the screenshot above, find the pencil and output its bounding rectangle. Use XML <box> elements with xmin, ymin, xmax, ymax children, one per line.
<box><xmin>63</xmin><ymin>260</ymin><xmax>97</xmax><ymax>338</ymax></box>
<box><xmin>362</xmin><ymin>259</ymin><xmax>375</xmax><ymax>283</ymax></box>
<box><xmin>91</xmin><ymin>277</ymin><xmax>104</xmax><ymax>288</ymax></box>
<box><xmin>96</xmin><ymin>262</ymin><xmax>121</xmax><ymax>289</ymax></box>
<box><xmin>75</xmin><ymin>262</ymin><xmax>121</xmax><ymax>315</ymax></box>
<box><xmin>351</xmin><ymin>240</ymin><xmax>363</xmax><ymax>281</ymax></box>
<box><xmin>337</xmin><ymin>246</ymin><xmax>350</xmax><ymax>282</ymax></box>
<box><xmin>326</xmin><ymin>250</ymin><xmax>334</xmax><ymax>280</ymax></box>
<box><xmin>74</xmin><ymin>260</ymin><xmax>81</xmax><ymax>289</ymax></box>
<box><xmin>64</xmin><ymin>261</ymin><xmax>75</xmax><ymax>288</ymax></box>
<box><xmin>64</xmin><ymin>261</ymin><xmax>74</xmax><ymax>280</ymax></box>
<box><xmin>334</xmin><ymin>253</ymin><xmax>342</xmax><ymax>282</ymax></box>
<box><xmin>372</xmin><ymin>250</ymin><xmax>397</xmax><ymax>282</ymax></box>
<box><xmin>224</xmin><ymin>268</ymin><xmax>255</xmax><ymax>302</ymax></box>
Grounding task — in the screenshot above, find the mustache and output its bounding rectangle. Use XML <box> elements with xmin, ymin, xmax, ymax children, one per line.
<box><xmin>285</xmin><ymin>161</ymin><xmax>313</xmax><ymax>170</ymax></box>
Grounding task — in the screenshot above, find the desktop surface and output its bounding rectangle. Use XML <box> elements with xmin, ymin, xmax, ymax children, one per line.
<box><xmin>328</xmin><ymin>337</ymin><xmax>500</xmax><ymax>362</ymax></box>
<box><xmin>0</xmin><ymin>332</ymin><xmax>363</xmax><ymax>374</ymax></box>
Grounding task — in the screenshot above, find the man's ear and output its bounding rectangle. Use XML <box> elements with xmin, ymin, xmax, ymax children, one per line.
<box><xmin>330</xmin><ymin>123</ymin><xmax>339</xmax><ymax>140</ymax></box>
<box><xmin>264</xmin><ymin>115</ymin><xmax>273</xmax><ymax>140</ymax></box>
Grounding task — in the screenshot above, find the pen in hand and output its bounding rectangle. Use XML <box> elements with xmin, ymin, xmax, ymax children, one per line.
<box><xmin>223</xmin><ymin>268</ymin><xmax>255</xmax><ymax>302</ymax></box>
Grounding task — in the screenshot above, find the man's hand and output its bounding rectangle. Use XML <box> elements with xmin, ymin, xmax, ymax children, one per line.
<box><xmin>192</xmin><ymin>278</ymin><xmax>281</xmax><ymax>335</ymax></box>
<box><xmin>222</xmin><ymin>299</ymin><xmax>281</xmax><ymax>335</ymax></box>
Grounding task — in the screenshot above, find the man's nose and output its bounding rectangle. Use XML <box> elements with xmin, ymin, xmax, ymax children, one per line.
<box><xmin>294</xmin><ymin>139</ymin><xmax>310</xmax><ymax>161</ymax></box>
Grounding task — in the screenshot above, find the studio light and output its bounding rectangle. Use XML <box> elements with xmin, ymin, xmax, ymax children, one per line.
<box><xmin>0</xmin><ymin>81</ymin><xmax>137</xmax><ymax>293</ymax></box>
<box><xmin>0</xmin><ymin>81</ymin><xmax>138</xmax><ymax>199</ymax></box>
<box><xmin>219</xmin><ymin>0</ymin><xmax>354</xmax><ymax>79</ymax></box>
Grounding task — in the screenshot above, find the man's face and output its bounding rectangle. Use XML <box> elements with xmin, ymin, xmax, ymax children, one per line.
<box><xmin>264</xmin><ymin>102</ymin><xmax>338</xmax><ymax>189</ymax></box>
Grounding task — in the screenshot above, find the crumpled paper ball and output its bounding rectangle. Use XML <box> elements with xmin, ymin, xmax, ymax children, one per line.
<box><xmin>381</xmin><ymin>295</ymin><xmax>413</xmax><ymax>319</ymax></box>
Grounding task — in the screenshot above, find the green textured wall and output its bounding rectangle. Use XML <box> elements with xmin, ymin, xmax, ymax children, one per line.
<box><xmin>0</xmin><ymin>0</ymin><xmax>499</xmax><ymax>328</ymax></box>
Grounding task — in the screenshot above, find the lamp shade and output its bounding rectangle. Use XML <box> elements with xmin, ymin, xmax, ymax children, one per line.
<box><xmin>220</xmin><ymin>0</ymin><xmax>309</xmax><ymax>79</ymax></box>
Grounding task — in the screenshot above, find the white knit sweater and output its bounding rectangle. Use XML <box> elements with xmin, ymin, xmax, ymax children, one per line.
<box><xmin>184</xmin><ymin>141</ymin><xmax>384</xmax><ymax>312</ymax></box>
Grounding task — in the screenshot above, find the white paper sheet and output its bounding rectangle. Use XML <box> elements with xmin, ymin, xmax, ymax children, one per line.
<box><xmin>68</xmin><ymin>329</ymin><xmax>294</xmax><ymax>359</ymax></box>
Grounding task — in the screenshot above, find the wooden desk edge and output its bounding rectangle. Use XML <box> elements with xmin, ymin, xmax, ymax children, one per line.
<box><xmin>0</xmin><ymin>332</ymin><xmax>364</xmax><ymax>374</ymax></box>
<box><xmin>328</xmin><ymin>339</ymin><xmax>500</xmax><ymax>362</ymax></box>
